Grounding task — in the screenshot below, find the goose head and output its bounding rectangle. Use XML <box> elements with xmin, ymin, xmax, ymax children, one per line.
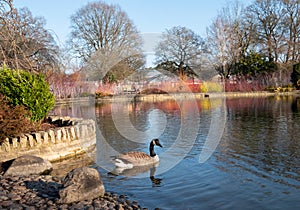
<box><xmin>149</xmin><ymin>139</ymin><xmax>162</xmax><ymax>157</ymax></box>
<box><xmin>151</xmin><ymin>138</ymin><xmax>163</xmax><ymax>148</ymax></box>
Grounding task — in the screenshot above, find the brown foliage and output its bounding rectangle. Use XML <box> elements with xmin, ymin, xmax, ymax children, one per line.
<box><xmin>0</xmin><ymin>94</ymin><xmax>36</xmax><ymax>143</ymax></box>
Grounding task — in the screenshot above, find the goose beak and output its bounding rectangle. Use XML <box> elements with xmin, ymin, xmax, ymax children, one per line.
<box><xmin>157</xmin><ymin>142</ymin><xmax>163</xmax><ymax>148</ymax></box>
<box><xmin>153</xmin><ymin>139</ymin><xmax>163</xmax><ymax>147</ymax></box>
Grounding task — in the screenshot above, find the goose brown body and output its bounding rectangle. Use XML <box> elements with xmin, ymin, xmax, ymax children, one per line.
<box><xmin>114</xmin><ymin>139</ymin><xmax>162</xmax><ymax>168</ymax></box>
<box><xmin>117</xmin><ymin>151</ymin><xmax>159</xmax><ymax>166</ymax></box>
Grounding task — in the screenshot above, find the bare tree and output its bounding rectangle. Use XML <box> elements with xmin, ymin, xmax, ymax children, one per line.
<box><xmin>154</xmin><ymin>26</ymin><xmax>205</xmax><ymax>80</ymax></box>
<box><xmin>281</xmin><ymin>0</ymin><xmax>300</xmax><ymax>63</ymax></box>
<box><xmin>206</xmin><ymin>0</ymin><xmax>299</xmax><ymax>86</ymax></box>
<box><xmin>244</xmin><ymin>0</ymin><xmax>299</xmax><ymax>85</ymax></box>
<box><xmin>246</xmin><ymin>0</ymin><xmax>285</xmax><ymax>62</ymax></box>
<box><xmin>0</xmin><ymin>1</ymin><xmax>59</xmax><ymax>73</ymax></box>
<box><xmin>206</xmin><ymin>0</ymin><xmax>252</xmax><ymax>78</ymax></box>
<box><xmin>68</xmin><ymin>1</ymin><xmax>144</xmax><ymax>81</ymax></box>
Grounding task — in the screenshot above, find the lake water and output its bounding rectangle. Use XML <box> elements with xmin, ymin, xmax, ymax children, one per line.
<box><xmin>53</xmin><ymin>95</ymin><xmax>300</xmax><ymax>210</ymax></box>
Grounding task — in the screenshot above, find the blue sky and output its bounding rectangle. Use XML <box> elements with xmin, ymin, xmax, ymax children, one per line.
<box><xmin>13</xmin><ymin>0</ymin><xmax>252</xmax><ymax>46</ymax></box>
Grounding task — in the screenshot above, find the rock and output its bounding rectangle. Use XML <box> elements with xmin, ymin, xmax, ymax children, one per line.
<box><xmin>0</xmin><ymin>168</ymin><xmax>146</xmax><ymax>209</ymax></box>
<box><xmin>58</xmin><ymin>167</ymin><xmax>105</xmax><ymax>204</ymax></box>
<box><xmin>1</xmin><ymin>200</ymin><xmax>13</xmax><ymax>207</ymax></box>
<box><xmin>4</xmin><ymin>155</ymin><xmax>53</xmax><ymax>176</ymax></box>
<box><xmin>0</xmin><ymin>195</ymin><xmax>9</xmax><ymax>201</ymax></box>
<box><xmin>116</xmin><ymin>204</ymin><xmax>125</xmax><ymax>210</ymax></box>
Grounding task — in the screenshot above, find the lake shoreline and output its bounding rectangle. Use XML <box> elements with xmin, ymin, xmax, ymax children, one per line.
<box><xmin>0</xmin><ymin>153</ymin><xmax>150</xmax><ymax>209</ymax></box>
<box><xmin>0</xmin><ymin>173</ymin><xmax>147</xmax><ymax>210</ymax></box>
<box><xmin>55</xmin><ymin>90</ymin><xmax>300</xmax><ymax>105</ymax></box>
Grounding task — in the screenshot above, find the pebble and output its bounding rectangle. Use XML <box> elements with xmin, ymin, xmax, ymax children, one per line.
<box><xmin>0</xmin><ymin>175</ymin><xmax>145</xmax><ymax>210</ymax></box>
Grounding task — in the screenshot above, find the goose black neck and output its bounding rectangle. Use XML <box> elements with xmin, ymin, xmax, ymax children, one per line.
<box><xmin>149</xmin><ymin>143</ymin><xmax>156</xmax><ymax>157</ymax></box>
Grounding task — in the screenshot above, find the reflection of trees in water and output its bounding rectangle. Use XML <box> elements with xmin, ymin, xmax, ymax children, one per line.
<box><xmin>52</xmin><ymin>98</ymin><xmax>223</xmax><ymax>159</ymax></box>
<box><xmin>291</xmin><ymin>97</ymin><xmax>300</xmax><ymax>113</ymax></box>
<box><xmin>94</xmin><ymin>100</ymin><xmax>181</xmax><ymax>153</ymax></box>
<box><xmin>51</xmin><ymin>101</ymin><xmax>95</xmax><ymax>118</ymax></box>
<box><xmin>219</xmin><ymin>96</ymin><xmax>300</xmax><ymax>188</ymax></box>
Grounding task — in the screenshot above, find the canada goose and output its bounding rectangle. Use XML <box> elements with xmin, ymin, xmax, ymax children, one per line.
<box><xmin>114</xmin><ymin>139</ymin><xmax>163</xmax><ymax>168</ymax></box>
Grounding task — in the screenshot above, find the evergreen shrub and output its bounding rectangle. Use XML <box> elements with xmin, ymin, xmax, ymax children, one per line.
<box><xmin>0</xmin><ymin>66</ymin><xmax>55</xmax><ymax>121</ymax></box>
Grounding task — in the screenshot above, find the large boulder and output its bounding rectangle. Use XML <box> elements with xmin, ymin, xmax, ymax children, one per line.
<box><xmin>58</xmin><ymin>167</ymin><xmax>105</xmax><ymax>204</ymax></box>
<box><xmin>4</xmin><ymin>155</ymin><xmax>53</xmax><ymax>176</ymax></box>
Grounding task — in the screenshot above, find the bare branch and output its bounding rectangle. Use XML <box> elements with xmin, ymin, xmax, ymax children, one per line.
<box><xmin>68</xmin><ymin>1</ymin><xmax>144</xmax><ymax>82</ymax></box>
<box><xmin>154</xmin><ymin>26</ymin><xmax>205</xmax><ymax>79</ymax></box>
<box><xmin>0</xmin><ymin>3</ymin><xmax>59</xmax><ymax>73</ymax></box>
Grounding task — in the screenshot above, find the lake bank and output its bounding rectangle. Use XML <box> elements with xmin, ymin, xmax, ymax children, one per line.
<box><xmin>0</xmin><ymin>174</ymin><xmax>146</xmax><ymax>210</ymax></box>
<box><xmin>55</xmin><ymin>90</ymin><xmax>300</xmax><ymax>105</ymax></box>
<box><xmin>0</xmin><ymin>154</ymin><xmax>149</xmax><ymax>210</ymax></box>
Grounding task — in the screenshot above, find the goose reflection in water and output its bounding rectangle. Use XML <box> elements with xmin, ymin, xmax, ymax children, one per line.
<box><xmin>149</xmin><ymin>166</ymin><xmax>162</xmax><ymax>186</ymax></box>
<box><xmin>108</xmin><ymin>162</ymin><xmax>162</xmax><ymax>186</ymax></box>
